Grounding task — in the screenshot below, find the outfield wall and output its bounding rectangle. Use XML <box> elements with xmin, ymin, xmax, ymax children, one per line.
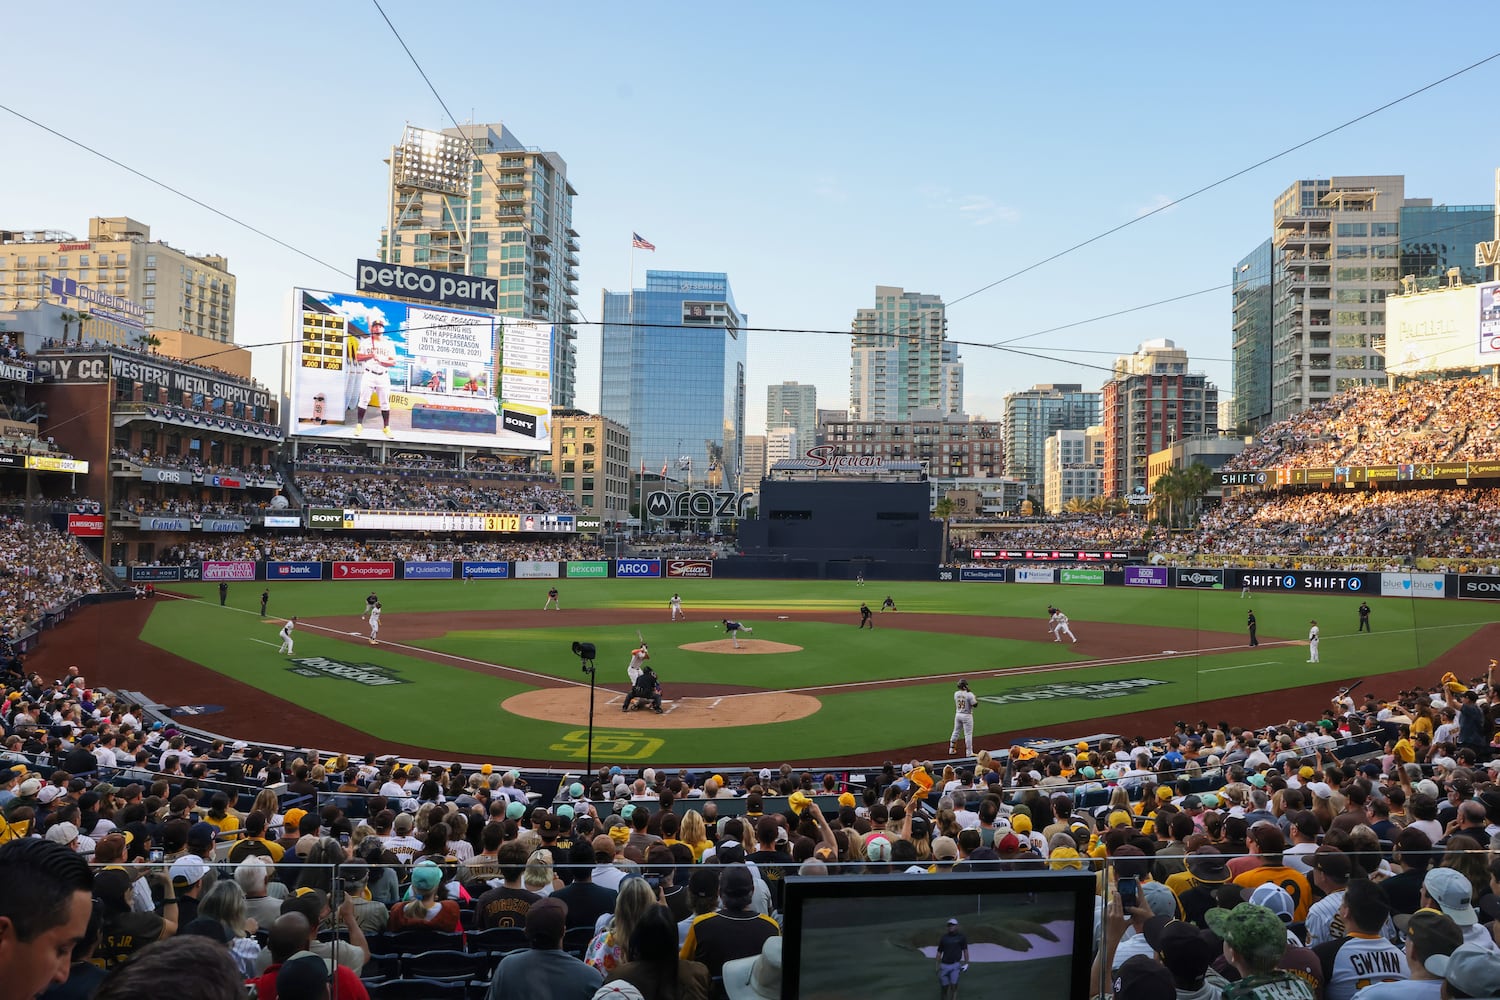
<box><xmin>123</xmin><ymin>558</ymin><xmax>1500</xmax><ymax>601</ymax></box>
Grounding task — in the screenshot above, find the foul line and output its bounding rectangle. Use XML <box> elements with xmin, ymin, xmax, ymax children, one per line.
<box><xmin>1201</xmin><ymin>660</ymin><xmax>1280</xmax><ymax>674</ymax></box>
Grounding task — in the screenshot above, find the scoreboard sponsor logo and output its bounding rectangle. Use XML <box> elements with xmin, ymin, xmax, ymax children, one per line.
<box><xmin>333</xmin><ymin>561</ymin><xmax>395</xmax><ymax>580</ymax></box>
<box><xmin>402</xmin><ymin>561</ymin><xmax>454</xmax><ymax>580</ymax></box>
<box><xmin>614</xmin><ymin>558</ymin><xmax>663</xmax><ymax>578</ymax></box>
<box><xmin>202</xmin><ymin>561</ymin><xmax>256</xmax><ymax>581</ymax></box>
<box><xmin>667</xmin><ymin>559</ymin><xmax>713</xmax><ymax>579</ymax></box>
<box><xmin>461</xmin><ymin>561</ymin><xmax>510</xmax><ymax>579</ymax></box>
<box><xmin>308</xmin><ymin>508</ymin><xmax>346</xmax><ymax>528</ymax></box>
<box><xmin>268</xmin><ymin>561</ymin><xmax>322</xmax><ymax>580</ymax></box>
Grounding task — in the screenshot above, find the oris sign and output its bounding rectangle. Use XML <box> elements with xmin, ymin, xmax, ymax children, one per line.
<box><xmin>1458</xmin><ymin>575</ymin><xmax>1500</xmax><ymax>600</ymax></box>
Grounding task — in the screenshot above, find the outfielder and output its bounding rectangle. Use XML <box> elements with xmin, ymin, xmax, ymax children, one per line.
<box><xmin>1307</xmin><ymin>619</ymin><xmax>1320</xmax><ymax>663</ymax></box>
<box><xmin>352</xmin><ymin>318</ymin><xmax>397</xmax><ymax>437</ymax></box>
<box><xmin>1050</xmin><ymin>610</ymin><xmax>1077</xmax><ymax>643</ymax></box>
<box><xmin>949</xmin><ymin>680</ymin><xmax>977</xmax><ymax>757</ymax></box>
<box><xmin>278</xmin><ymin>617</ymin><xmax>296</xmax><ymax>656</ymax></box>
<box><xmin>722</xmin><ymin>619</ymin><xmax>752</xmax><ymax>648</ymax></box>
<box><xmin>627</xmin><ymin>643</ymin><xmax>650</xmax><ymax>685</ymax></box>
<box><xmin>368</xmin><ymin>603</ymin><xmax>381</xmax><ymax>645</ymax></box>
<box><xmin>669</xmin><ymin>593</ymin><xmax>684</xmax><ymax>621</ymax></box>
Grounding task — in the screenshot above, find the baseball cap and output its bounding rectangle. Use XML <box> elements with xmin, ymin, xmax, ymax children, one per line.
<box><xmin>1308</xmin><ymin>845</ymin><xmax>1351</xmax><ymax>882</ymax></box>
<box><xmin>1112</xmin><ymin>954</ymin><xmax>1175</xmax><ymax>1000</ymax></box>
<box><xmin>594</xmin><ymin>984</ymin><xmax>647</xmax><ymax>1000</ymax></box>
<box><xmin>946</xmin><ymin>917</ymin><xmax>959</xmax><ymax>926</ymax></box>
<box><xmin>995</xmin><ymin>833</ymin><xmax>1022</xmax><ymax>854</ymax></box>
<box><xmin>838</xmin><ymin>792</ymin><xmax>856</xmax><ymax>809</ymax></box>
<box><xmin>505</xmin><ymin>801</ymin><xmax>526</xmax><ymax>820</ymax></box>
<box><xmin>37</xmin><ymin>785</ymin><xmax>66</xmax><ymax>805</ymax></box>
<box><xmin>1204</xmin><ymin>903</ymin><xmax>1287</xmax><ymax>968</ymax></box>
<box><xmin>1426</xmin><ymin>943</ymin><xmax>1500</xmax><ymax>998</ymax></box>
<box><xmin>1010</xmin><ymin>814</ymin><xmax>1032</xmax><ymax>834</ymax></box>
<box><xmin>187</xmin><ymin>822</ymin><xmax>219</xmax><ymax>848</ymax></box>
<box><xmin>17</xmin><ymin>778</ymin><xmax>39</xmax><ymax>797</ymax></box>
<box><xmin>1396</xmin><ymin>908</ymin><xmax>1465</xmax><ymax>961</ymax></box>
<box><xmin>865</xmin><ymin>835</ymin><xmax>893</xmax><ymax>862</ymax></box>
<box><xmin>1243</xmin><ymin>883</ymin><xmax>1294</xmax><ymax>921</ymax></box>
<box><xmin>409</xmin><ymin>860</ymin><xmax>443</xmax><ymax>894</ymax></box>
<box><xmin>276</xmin><ymin>953</ymin><xmax>331</xmax><ymax>1000</ymax></box>
<box><xmin>282</xmin><ymin>807</ymin><xmax>307</xmax><ymax>830</ymax></box>
<box><xmin>1414</xmin><ymin>779</ymin><xmax>1441</xmax><ymax>799</ymax></box>
<box><xmin>932</xmin><ymin>836</ymin><xmax>959</xmax><ymax>861</ymax></box>
<box><xmin>1305</xmin><ymin>782</ymin><xmax>1333</xmax><ymax>799</ymax></box>
<box><xmin>525</xmin><ymin>896</ymin><xmax>567</xmax><ymax>943</ymax></box>
<box><xmin>1143</xmin><ymin>916</ymin><xmax>1217</xmax><ymax>985</ymax></box>
<box><xmin>171</xmin><ymin>854</ymin><xmax>209</xmax><ymax>887</ymax></box>
<box><xmin>1422</xmin><ymin>867</ymin><xmax>1477</xmax><ymax>926</ymax></box>
<box><xmin>44</xmin><ymin>822</ymin><xmax>79</xmax><ymax>845</ymax></box>
<box><xmin>1048</xmin><ymin>847</ymin><xmax>1082</xmax><ymax>870</ymax></box>
<box><xmin>758</xmin><ymin>767</ymin><xmax>773</xmax><ymax>782</ymax></box>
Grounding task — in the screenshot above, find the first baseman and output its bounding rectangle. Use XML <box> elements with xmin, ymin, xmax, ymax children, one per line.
<box><xmin>950</xmin><ymin>680</ymin><xmax>977</xmax><ymax>758</ymax></box>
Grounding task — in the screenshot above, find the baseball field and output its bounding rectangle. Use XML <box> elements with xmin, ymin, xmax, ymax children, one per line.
<box><xmin>53</xmin><ymin>578</ymin><xmax>1500</xmax><ymax>766</ymax></box>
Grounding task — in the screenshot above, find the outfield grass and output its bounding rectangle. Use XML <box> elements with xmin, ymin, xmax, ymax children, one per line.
<box><xmin>148</xmin><ymin>579</ymin><xmax>1498</xmax><ymax>764</ymax></box>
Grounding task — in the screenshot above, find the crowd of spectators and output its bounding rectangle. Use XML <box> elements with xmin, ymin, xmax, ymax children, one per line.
<box><xmin>176</xmin><ymin>535</ymin><xmax>606</xmax><ymax>565</ymax></box>
<box><xmin>295</xmin><ymin>447</ymin><xmax>539</xmax><ymax>480</ymax></box>
<box><xmin>114</xmin><ymin>497</ymin><xmax>262</xmax><ymax>520</ymax></box>
<box><xmin>112</xmin><ymin>448</ymin><xmax>279</xmax><ymax>484</ymax></box>
<box><xmin>0</xmin><ymin>515</ymin><xmax>103</xmax><ymax>637</ymax></box>
<box><xmin>294</xmin><ymin>473</ymin><xmax>578</xmax><ymax>514</ymax></box>
<box><xmin>963</xmin><ymin>515</ymin><xmax>1149</xmax><ymax>553</ymax></box>
<box><xmin>0</xmin><ymin>661</ymin><xmax>1495</xmax><ymax>999</ymax></box>
<box><xmin>1226</xmin><ymin>379</ymin><xmax>1500</xmax><ymax>471</ymax></box>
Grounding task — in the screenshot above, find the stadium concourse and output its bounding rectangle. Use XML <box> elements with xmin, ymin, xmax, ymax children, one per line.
<box><xmin>0</xmin><ymin>382</ymin><xmax>1498</xmax><ymax>998</ymax></box>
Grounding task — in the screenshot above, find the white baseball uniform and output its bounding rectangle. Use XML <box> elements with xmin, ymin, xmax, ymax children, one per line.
<box><xmin>357</xmin><ymin>336</ymin><xmax>397</xmax><ymax>409</ymax></box>
<box><xmin>669</xmin><ymin>594</ymin><xmax>683</xmax><ymax>621</ymax></box>
<box><xmin>368</xmin><ymin>606</ymin><xmax>381</xmax><ymax>643</ymax></box>
<box><xmin>950</xmin><ymin>688</ymin><xmax>977</xmax><ymax>756</ymax></box>
<box><xmin>278</xmin><ymin>620</ymin><xmax>295</xmax><ymax>655</ymax></box>
<box><xmin>1308</xmin><ymin>624</ymin><xmax>1320</xmax><ymax>662</ymax></box>
<box><xmin>1051</xmin><ymin>612</ymin><xmax>1077</xmax><ymax>643</ymax></box>
<box><xmin>627</xmin><ymin>646</ymin><xmax>649</xmax><ymax>684</ymax></box>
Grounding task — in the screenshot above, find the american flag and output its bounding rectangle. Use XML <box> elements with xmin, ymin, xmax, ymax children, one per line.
<box><xmin>632</xmin><ymin>232</ymin><xmax>656</xmax><ymax>251</ymax></box>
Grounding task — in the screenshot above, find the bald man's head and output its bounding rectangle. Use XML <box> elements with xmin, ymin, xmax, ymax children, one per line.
<box><xmin>269</xmin><ymin>912</ymin><xmax>312</xmax><ymax>963</ymax></box>
<box><xmin>592</xmin><ymin>834</ymin><xmax>616</xmax><ymax>861</ymax></box>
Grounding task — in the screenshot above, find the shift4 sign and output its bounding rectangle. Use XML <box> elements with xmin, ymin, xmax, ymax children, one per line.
<box><xmin>288</xmin><ymin>656</ymin><xmax>410</xmax><ymax>686</ymax></box>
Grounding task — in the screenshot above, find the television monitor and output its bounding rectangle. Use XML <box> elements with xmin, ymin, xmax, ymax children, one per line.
<box><xmin>781</xmin><ymin>870</ymin><xmax>1097</xmax><ymax>1000</ymax></box>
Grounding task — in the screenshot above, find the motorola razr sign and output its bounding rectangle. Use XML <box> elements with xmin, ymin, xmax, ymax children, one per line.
<box><xmin>355</xmin><ymin>259</ymin><xmax>499</xmax><ymax>311</ymax></box>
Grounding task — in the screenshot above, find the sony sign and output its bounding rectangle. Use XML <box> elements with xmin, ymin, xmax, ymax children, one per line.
<box><xmin>1458</xmin><ymin>575</ymin><xmax>1500</xmax><ymax>600</ymax></box>
<box><xmin>356</xmin><ymin>259</ymin><xmax>499</xmax><ymax>311</ymax></box>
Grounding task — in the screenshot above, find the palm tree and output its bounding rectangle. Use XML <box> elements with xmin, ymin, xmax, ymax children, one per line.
<box><xmin>59</xmin><ymin>310</ymin><xmax>80</xmax><ymax>346</ymax></box>
<box><xmin>1063</xmin><ymin>497</ymin><xmax>1089</xmax><ymax>514</ymax></box>
<box><xmin>133</xmin><ymin>332</ymin><xmax>161</xmax><ymax>353</ymax></box>
<box><xmin>934</xmin><ymin>496</ymin><xmax>955</xmax><ymax>562</ymax></box>
<box><xmin>1176</xmin><ymin>462</ymin><xmax>1218</xmax><ymax>526</ymax></box>
<box><xmin>1152</xmin><ymin>469</ymin><xmax>1183</xmax><ymax>527</ymax></box>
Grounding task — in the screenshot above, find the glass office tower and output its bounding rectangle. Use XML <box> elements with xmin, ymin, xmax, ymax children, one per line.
<box><xmin>1399</xmin><ymin>203</ymin><xmax>1494</xmax><ymax>287</ymax></box>
<box><xmin>600</xmin><ymin>270</ymin><xmax>747</xmax><ymax>489</ymax></box>
<box><xmin>1231</xmin><ymin>238</ymin><xmax>1274</xmax><ymax>433</ymax></box>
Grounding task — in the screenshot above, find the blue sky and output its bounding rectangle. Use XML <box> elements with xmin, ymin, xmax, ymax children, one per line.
<box><xmin>4</xmin><ymin>4</ymin><xmax>1497</xmax><ymax>433</ymax></box>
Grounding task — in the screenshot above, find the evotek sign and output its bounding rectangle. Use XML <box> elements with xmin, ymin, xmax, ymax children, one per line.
<box><xmin>356</xmin><ymin>259</ymin><xmax>499</xmax><ymax>311</ymax></box>
<box><xmin>1236</xmin><ymin>570</ymin><xmax>1367</xmax><ymax>592</ymax></box>
<box><xmin>979</xmin><ymin>677</ymin><xmax>1169</xmax><ymax>708</ymax></box>
<box><xmin>1174</xmin><ymin>568</ymin><xmax>1225</xmax><ymax>590</ymax></box>
<box><xmin>287</xmin><ymin>656</ymin><xmax>410</xmax><ymax>687</ymax></box>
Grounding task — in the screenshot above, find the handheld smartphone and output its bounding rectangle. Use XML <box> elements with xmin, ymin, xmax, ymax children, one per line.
<box><xmin>338</xmin><ymin>833</ymin><xmax>350</xmax><ymax>847</ymax></box>
<box><xmin>149</xmin><ymin>849</ymin><xmax>164</xmax><ymax>863</ymax></box>
<box><xmin>1117</xmin><ymin>876</ymin><xmax>1139</xmax><ymax>909</ymax></box>
<box><xmin>645</xmin><ymin>875</ymin><xmax>661</xmax><ymax>890</ymax></box>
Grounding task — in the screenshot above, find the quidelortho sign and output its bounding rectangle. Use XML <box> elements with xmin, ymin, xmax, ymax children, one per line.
<box><xmin>1233</xmin><ymin>570</ymin><xmax>1371</xmax><ymax>592</ymax></box>
<box><xmin>1457</xmin><ymin>575</ymin><xmax>1500</xmax><ymax>600</ymax></box>
<box><xmin>355</xmin><ymin>259</ymin><xmax>499</xmax><ymax>311</ymax></box>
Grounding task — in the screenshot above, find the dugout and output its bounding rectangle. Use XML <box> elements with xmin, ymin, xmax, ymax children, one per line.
<box><xmin>738</xmin><ymin>458</ymin><xmax>941</xmax><ymax>565</ymax></box>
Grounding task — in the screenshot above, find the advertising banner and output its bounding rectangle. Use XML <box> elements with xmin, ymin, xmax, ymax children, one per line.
<box><xmin>307</xmin><ymin>508</ymin><xmax>346</xmax><ymax>530</ymax></box>
<box><xmin>1457</xmin><ymin>575</ymin><xmax>1500</xmax><ymax>600</ymax></box>
<box><xmin>958</xmin><ymin>567</ymin><xmax>1008</xmax><ymax>583</ymax></box>
<box><xmin>1060</xmin><ymin>568</ymin><xmax>1104</xmax><ymax>586</ymax></box>
<box><xmin>614</xmin><ymin>558</ymin><xmax>663</xmax><ymax>579</ymax></box>
<box><xmin>1014</xmin><ymin>568</ymin><xmax>1055</xmax><ymax>584</ymax></box>
<box><xmin>289</xmin><ymin>288</ymin><xmax>548</xmax><ymax>451</ymax></box>
<box><xmin>1379</xmin><ymin>572</ymin><xmax>1446</xmax><ymax>599</ymax></box>
<box><xmin>515</xmin><ymin>560</ymin><xmax>560</xmax><ymax>579</ymax></box>
<box><xmin>141</xmin><ymin>467</ymin><xmax>190</xmax><ymax>484</ymax></box>
<box><xmin>206</xmin><ymin>474</ymin><xmax>244</xmax><ymax>490</ymax></box>
<box><xmin>202</xmin><ymin>561</ymin><xmax>256</xmax><ymax>582</ymax></box>
<box><xmin>263</xmin><ymin>515</ymin><xmax>302</xmax><ymax>528</ymax></box>
<box><xmin>461</xmin><ymin>561</ymin><xmax>511</xmax><ymax>579</ymax></box>
<box><xmin>402</xmin><ymin>561</ymin><xmax>454</xmax><ymax>580</ymax></box>
<box><xmin>1233</xmin><ymin>569</ymin><xmax>1371</xmax><ymax>593</ymax></box>
<box><xmin>575</xmin><ymin>515</ymin><xmax>603</xmax><ymax>533</ymax></box>
<box><xmin>267</xmin><ymin>561</ymin><xmax>323</xmax><ymax>580</ymax></box>
<box><xmin>1124</xmin><ymin>566</ymin><xmax>1169</xmax><ymax>588</ymax></box>
<box><xmin>200</xmin><ymin>518</ymin><xmax>247</xmax><ymax>533</ymax></box>
<box><xmin>332</xmin><ymin>561</ymin><xmax>395</xmax><ymax>581</ymax></box>
<box><xmin>667</xmin><ymin>559</ymin><xmax>713</xmax><ymax>579</ymax></box>
<box><xmin>1174</xmin><ymin>568</ymin><xmax>1225</xmax><ymax>590</ymax></box>
<box><xmin>355</xmin><ymin>258</ymin><xmax>498</xmax><ymax>311</ymax></box>
<box><xmin>566</xmin><ymin>561</ymin><xmax>609</xmax><ymax>578</ymax></box>
<box><xmin>970</xmin><ymin>549</ymin><xmax>1134</xmax><ymax>562</ymax></box>
<box><xmin>66</xmin><ymin>513</ymin><xmax>104</xmax><ymax>537</ymax></box>
<box><xmin>178</xmin><ymin>563</ymin><xmax>202</xmax><ymax>581</ymax></box>
<box><xmin>140</xmin><ymin>516</ymin><xmax>192</xmax><ymax>532</ymax></box>
<box><xmin>130</xmin><ymin>565</ymin><xmax>181</xmax><ymax>582</ymax></box>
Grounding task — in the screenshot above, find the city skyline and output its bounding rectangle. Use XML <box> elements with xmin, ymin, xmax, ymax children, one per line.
<box><xmin>2</xmin><ymin>6</ymin><xmax>1497</xmax><ymax>437</ymax></box>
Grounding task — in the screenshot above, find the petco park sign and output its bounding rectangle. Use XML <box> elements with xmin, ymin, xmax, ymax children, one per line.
<box><xmin>355</xmin><ymin>259</ymin><xmax>498</xmax><ymax>311</ymax></box>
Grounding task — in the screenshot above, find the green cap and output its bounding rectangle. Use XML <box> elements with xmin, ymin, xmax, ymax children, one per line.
<box><xmin>1205</xmin><ymin>904</ymin><xmax>1287</xmax><ymax>968</ymax></box>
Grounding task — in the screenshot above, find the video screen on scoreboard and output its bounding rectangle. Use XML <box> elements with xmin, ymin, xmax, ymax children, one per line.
<box><xmin>287</xmin><ymin>288</ymin><xmax>551</xmax><ymax>451</ymax></box>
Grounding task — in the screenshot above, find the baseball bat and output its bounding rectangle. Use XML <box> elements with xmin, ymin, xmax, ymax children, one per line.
<box><xmin>637</xmin><ymin>629</ymin><xmax>645</xmax><ymax>645</ymax></box>
<box><xmin>1336</xmin><ymin>679</ymin><xmax>1364</xmax><ymax>698</ymax></box>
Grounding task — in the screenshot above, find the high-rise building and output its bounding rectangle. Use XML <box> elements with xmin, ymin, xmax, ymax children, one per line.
<box><xmin>1231</xmin><ymin>239</ymin><xmax>1274</xmax><ymax>433</ymax></box>
<box><xmin>378</xmin><ymin>123</ymin><xmax>579</xmax><ymax>406</ymax></box>
<box><xmin>814</xmin><ymin>408</ymin><xmax>847</xmax><ymax>445</ymax></box>
<box><xmin>1399</xmin><ymin>202</ymin><xmax>1495</xmax><ymax>288</ymax></box>
<box><xmin>766</xmin><ymin>427</ymin><xmax>799</xmax><ymax>468</ymax></box>
<box><xmin>1002</xmin><ymin>384</ymin><xmax>1101</xmax><ymax>497</ymax></box>
<box><xmin>819</xmin><ymin>411</ymin><xmax>1001</xmax><ymax>479</ymax></box>
<box><xmin>0</xmin><ymin>217</ymin><xmax>236</xmax><ymax>343</ymax></box>
<box><xmin>849</xmin><ymin>285</ymin><xmax>961</xmax><ymax>420</ymax></box>
<box><xmin>1102</xmin><ymin>340</ymin><xmax>1218</xmax><ymax>497</ymax></box>
<box><xmin>600</xmin><ymin>270</ymin><xmax>746</xmax><ymax>487</ymax></box>
<box><xmin>1270</xmin><ymin>176</ymin><xmax>1404</xmax><ymax>420</ymax></box>
<box><xmin>766</xmin><ymin>381</ymin><xmax>817</xmax><ymax>445</ymax></box>
<box><xmin>741</xmin><ymin>434</ymin><xmax>767</xmax><ymax>493</ymax></box>
<box><xmin>1043</xmin><ymin>426</ymin><xmax>1106</xmax><ymax>514</ymax></box>
<box><xmin>542</xmin><ymin>408</ymin><xmax>630</xmax><ymax>526</ymax></box>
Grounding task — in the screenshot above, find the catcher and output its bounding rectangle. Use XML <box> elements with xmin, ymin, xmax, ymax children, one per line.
<box><xmin>623</xmin><ymin>663</ymin><xmax>663</xmax><ymax>714</ymax></box>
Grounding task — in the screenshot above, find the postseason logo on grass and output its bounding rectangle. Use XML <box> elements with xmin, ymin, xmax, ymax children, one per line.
<box><xmin>287</xmin><ymin>657</ymin><xmax>410</xmax><ymax>687</ymax></box>
<box><xmin>978</xmin><ymin>677</ymin><xmax>1169</xmax><ymax>707</ymax></box>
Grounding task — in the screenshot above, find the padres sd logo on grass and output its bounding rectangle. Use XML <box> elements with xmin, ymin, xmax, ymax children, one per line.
<box><xmin>288</xmin><ymin>656</ymin><xmax>410</xmax><ymax>686</ymax></box>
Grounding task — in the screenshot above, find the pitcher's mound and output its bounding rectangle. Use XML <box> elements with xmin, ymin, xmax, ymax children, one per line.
<box><xmin>502</xmin><ymin>687</ymin><xmax>821</xmax><ymax>728</ymax></box>
<box><xmin>679</xmin><ymin>639</ymin><xmax>803</xmax><ymax>654</ymax></box>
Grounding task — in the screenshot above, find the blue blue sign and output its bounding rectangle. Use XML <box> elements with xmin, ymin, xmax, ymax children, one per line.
<box><xmin>403</xmin><ymin>561</ymin><xmax>454</xmax><ymax>580</ymax></box>
<box><xmin>462</xmin><ymin>561</ymin><xmax>510</xmax><ymax>579</ymax></box>
<box><xmin>959</xmin><ymin>567</ymin><xmax>1008</xmax><ymax>583</ymax></box>
<box><xmin>614</xmin><ymin>558</ymin><xmax>662</xmax><ymax>579</ymax></box>
<box><xmin>268</xmin><ymin>561</ymin><xmax>322</xmax><ymax>580</ymax></box>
